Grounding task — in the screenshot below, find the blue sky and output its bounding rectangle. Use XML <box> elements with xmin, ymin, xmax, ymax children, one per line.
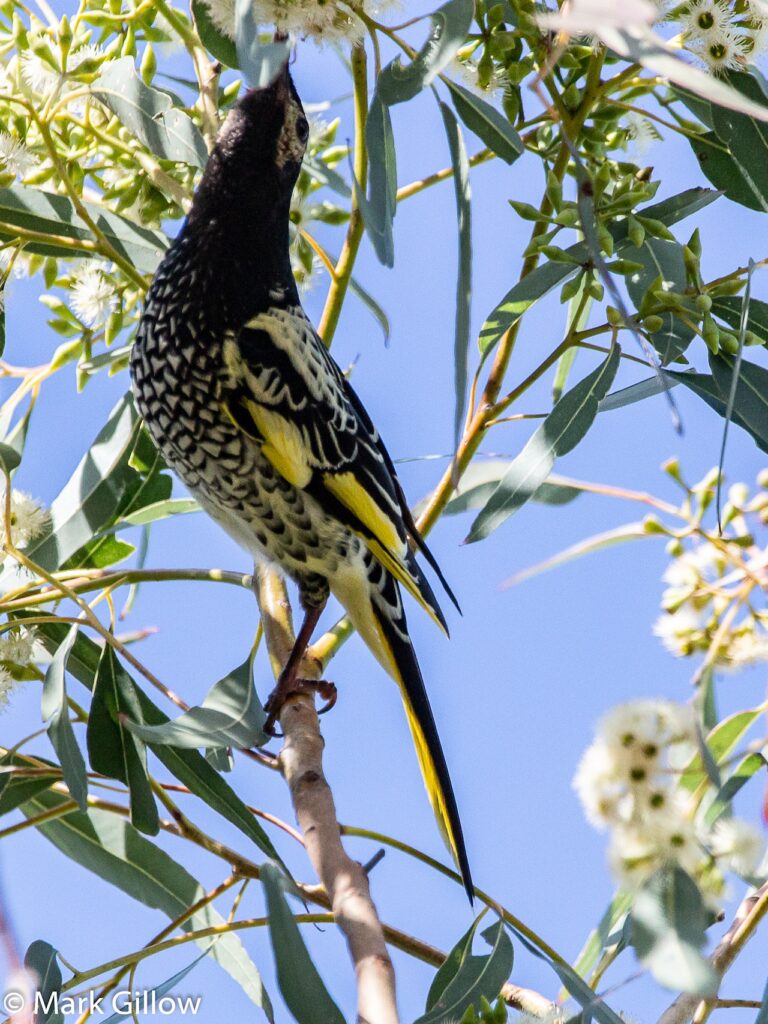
<box><xmin>2</xmin><ymin>13</ymin><xmax>768</xmax><ymax>1024</ymax></box>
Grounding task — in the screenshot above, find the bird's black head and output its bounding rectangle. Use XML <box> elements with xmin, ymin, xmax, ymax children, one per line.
<box><xmin>181</xmin><ymin>64</ymin><xmax>308</xmax><ymax>319</ymax></box>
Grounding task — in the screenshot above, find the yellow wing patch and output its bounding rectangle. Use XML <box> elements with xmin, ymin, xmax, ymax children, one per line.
<box><xmin>243</xmin><ymin>399</ymin><xmax>312</xmax><ymax>489</ymax></box>
<box><xmin>324</xmin><ymin>471</ymin><xmax>401</xmax><ymax>551</ymax></box>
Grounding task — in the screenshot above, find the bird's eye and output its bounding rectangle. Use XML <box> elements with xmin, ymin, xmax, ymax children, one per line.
<box><xmin>296</xmin><ymin>117</ymin><xmax>309</xmax><ymax>145</ymax></box>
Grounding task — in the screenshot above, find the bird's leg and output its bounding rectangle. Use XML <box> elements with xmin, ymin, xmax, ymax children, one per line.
<box><xmin>263</xmin><ymin>600</ymin><xmax>336</xmax><ymax>734</ymax></box>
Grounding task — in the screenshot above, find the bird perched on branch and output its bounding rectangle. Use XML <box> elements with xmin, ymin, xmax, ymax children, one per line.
<box><xmin>131</xmin><ymin>64</ymin><xmax>472</xmax><ymax>898</ymax></box>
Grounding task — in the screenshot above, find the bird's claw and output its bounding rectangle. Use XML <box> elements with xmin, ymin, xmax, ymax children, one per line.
<box><xmin>263</xmin><ymin>678</ymin><xmax>337</xmax><ymax>736</ymax></box>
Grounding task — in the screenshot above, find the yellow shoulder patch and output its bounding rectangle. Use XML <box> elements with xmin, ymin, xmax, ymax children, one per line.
<box><xmin>243</xmin><ymin>399</ymin><xmax>312</xmax><ymax>489</ymax></box>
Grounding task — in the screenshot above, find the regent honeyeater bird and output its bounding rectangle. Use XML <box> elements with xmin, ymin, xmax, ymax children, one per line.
<box><xmin>130</xmin><ymin>64</ymin><xmax>472</xmax><ymax>897</ymax></box>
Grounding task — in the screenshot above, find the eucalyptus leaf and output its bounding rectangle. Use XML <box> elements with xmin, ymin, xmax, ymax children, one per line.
<box><xmin>600</xmin><ymin>374</ymin><xmax>683</xmax><ymax>412</ymax></box>
<box><xmin>690</xmin><ymin>131</ymin><xmax>768</xmax><ymax>212</ymax></box>
<box><xmin>100</xmin><ymin>949</ymin><xmax>209</xmax><ymax>1024</ymax></box>
<box><xmin>571</xmin><ymin>891</ymin><xmax>634</xmax><ymax>983</ymax></box>
<box><xmin>704</xmin><ymin>752</ymin><xmax>767</xmax><ymax>827</ymax></box>
<box><xmin>28</xmin><ymin>616</ymin><xmax>282</xmax><ymax>862</ymax></box>
<box><xmin>0</xmin><ymin>186</ymin><xmax>168</xmax><ymax>272</ymax></box>
<box><xmin>439</xmin><ymin>101</ymin><xmax>472</xmax><ymax>447</ymax></box>
<box><xmin>680</xmin><ymin>709</ymin><xmax>761</xmax><ymax>792</ymax></box>
<box><xmin>466</xmin><ymin>345</ymin><xmax>620</xmax><ymax>542</ymax></box>
<box><xmin>92</xmin><ymin>57</ymin><xmax>208</xmax><ymax>168</ymax></box>
<box><xmin>0</xmin><ymin>757</ymin><xmax>58</xmax><ymax>815</ymax></box>
<box><xmin>416</xmin><ymin>920</ymin><xmax>512</xmax><ymax>1024</ymax></box>
<box><xmin>234</xmin><ymin>0</ymin><xmax>289</xmax><ymax>89</ymax></box>
<box><xmin>709</xmin><ymin>72</ymin><xmax>768</xmax><ymax>213</ymax></box>
<box><xmin>192</xmin><ymin>0</ymin><xmax>239</xmax><ymax>68</ymax></box>
<box><xmin>442</xmin><ymin>463</ymin><xmax>580</xmax><ymax>516</ymax></box>
<box><xmin>377</xmin><ymin>0</ymin><xmax>474</xmax><ymax>105</ymax></box>
<box><xmin>712</xmin><ymin>295</ymin><xmax>768</xmax><ymax>345</ymax></box>
<box><xmin>41</xmin><ymin>624</ymin><xmax>87</xmax><ymax>811</ymax></box>
<box><xmin>0</xmin><ymin>441</ymin><xmax>20</xmax><ymax>474</ymax></box>
<box><xmin>24</xmin><ymin>940</ymin><xmax>63</xmax><ymax>1024</ymax></box>
<box><xmin>667</xmin><ymin>370</ymin><xmax>768</xmax><ymax>453</ymax></box>
<box><xmin>87</xmin><ymin>644</ymin><xmax>159</xmax><ymax>836</ymax></box>
<box><xmin>445</xmin><ymin>80</ymin><xmax>523</xmax><ymax>164</ymax></box>
<box><xmin>708</xmin><ymin>352</ymin><xmax>768</xmax><ymax>452</ymax></box>
<box><xmin>260</xmin><ymin>862</ymin><xmax>345</xmax><ymax>1024</ymax></box>
<box><xmin>631</xmin><ymin>865</ymin><xmax>718</xmax><ymax>995</ymax></box>
<box><xmin>123</xmin><ymin>653</ymin><xmax>268</xmax><ymax>751</ymax></box>
<box><xmin>349</xmin><ymin>276</ymin><xmax>390</xmax><ymax>343</ymax></box>
<box><xmin>21</xmin><ymin>792</ymin><xmax>273</xmax><ymax>1018</ymax></box>
<box><xmin>357</xmin><ymin>93</ymin><xmax>397</xmax><ymax>266</ymax></box>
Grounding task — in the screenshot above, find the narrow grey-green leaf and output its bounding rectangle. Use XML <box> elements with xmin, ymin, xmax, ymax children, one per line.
<box><xmin>704</xmin><ymin>752</ymin><xmax>767</xmax><ymax>827</ymax></box>
<box><xmin>571</xmin><ymin>891</ymin><xmax>634</xmax><ymax>982</ymax></box>
<box><xmin>119</xmin><ymin>497</ymin><xmax>200</xmax><ymax>528</ymax></box>
<box><xmin>100</xmin><ymin>950</ymin><xmax>209</xmax><ymax>1024</ymax></box>
<box><xmin>349</xmin><ymin>276</ymin><xmax>390</xmax><ymax>343</ymax></box>
<box><xmin>466</xmin><ymin>345</ymin><xmax>620</xmax><ymax>541</ymax></box>
<box><xmin>712</xmin><ymin>295</ymin><xmax>768</xmax><ymax>344</ymax></box>
<box><xmin>442</xmin><ymin>463</ymin><xmax>580</xmax><ymax>516</ymax></box>
<box><xmin>668</xmin><ymin>369</ymin><xmax>768</xmax><ymax>453</ymax></box>
<box><xmin>425</xmin><ymin>917</ymin><xmax>480</xmax><ymax>1011</ymax></box>
<box><xmin>357</xmin><ymin>92</ymin><xmax>397</xmax><ymax>266</ymax></box>
<box><xmin>681</xmin><ymin>710</ymin><xmax>761</xmax><ymax>792</ymax></box>
<box><xmin>29</xmin><ymin>616</ymin><xmax>282</xmax><ymax>863</ymax></box>
<box><xmin>87</xmin><ymin>644</ymin><xmax>159</xmax><ymax>836</ymax></box>
<box><xmin>303</xmin><ymin>154</ymin><xmax>352</xmax><ymax>199</ymax></box>
<box><xmin>377</xmin><ymin>0</ymin><xmax>474</xmax><ymax>105</ymax></box>
<box><xmin>24</xmin><ymin>940</ymin><xmax>63</xmax><ymax>1024</ymax></box>
<box><xmin>192</xmin><ymin>0</ymin><xmax>239</xmax><ymax>68</ymax></box>
<box><xmin>124</xmin><ymin>654</ymin><xmax>268</xmax><ymax>750</ymax></box>
<box><xmin>0</xmin><ymin>186</ymin><xmax>167</xmax><ymax>272</ymax></box>
<box><xmin>600</xmin><ymin>374</ymin><xmax>684</xmax><ymax>412</ymax></box>
<box><xmin>42</xmin><ymin>624</ymin><xmax>87</xmax><ymax>811</ymax></box>
<box><xmin>261</xmin><ymin>863</ymin><xmax>345</xmax><ymax>1024</ymax></box>
<box><xmin>709</xmin><ymin>351</ymin><xmax>768</xmax><ymax>452</ymax></box>
<box><xmin>631</xmin><ymin>864</ymin><xmax>718</xmax><ymax>995</ymax></box>
<box><xmin>708</xmin><ymin>72</ymin><xmax>768</xmax><ymax>213</ymax></box>
<box><xmin>445</xmin><ymin>80</ymin><xmax>523</xmax><ymax>164</ymax></box>
<box><xmin>416</xmin><ymin>921</ymin><xmax>513</xmax><ymax>1024</ymax></box>
<box><xmin>18</xmin><ymin>393</ymin><xmax>142</xmax><ymax>574</ymax></box>
<box><xmin>92</xmin><ymin>57</ymin><xmax>208</xmax><ymax>168</ymax></box>
<box><xmin>439</xmin><ymin>101</ymin><xmax>472</xmax><ymax>446</ymax></box>
<box><xmin>22</xmin><ymin>793</ymin><xmax>273</xmax><ymax>1018</ymax></box>
<box><xmin>234</xmin><ymin>0</ymin><xmax>289</xmax><ymax>89</ymax></box>
<box><xmin>0</xmin><ymin>441</ymin><xmax>20</xmax><ymax>474</ymax></box>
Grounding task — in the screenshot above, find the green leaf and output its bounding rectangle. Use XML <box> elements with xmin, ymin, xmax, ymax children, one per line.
<box><xmin>303</xmin><ymin>154</ymin><xmax>352</xmax><ymax>199</ymax></box>
<box><xmin>708</xmin><ymin>72</ymin><xmax>768</xmax><ymax>213</ymax></box>
<box><xmin>87</xmin><ymin>645</ymin><xmax>159</xmax><ymax>836</ymax></box>
<box><xmin>640</xmin><ymin>188</ymin><xmax>722</xmax><ymax>227</ymax></box>
<box><xmin>599</xmin><ymin>25</ymin><xmax>768</xmax><ymax>122</ymax></box>
<box><xmin>466</xmin><ymin>345</ymin><xmax>620</xmax><ymax>542</ymax></box>
<box><xmin>631</xmin><ymin>865</ymin><xmax>718</xmax><ymax>995</ymax></box>
<box><xmin>92</xmin><ymin>57</ymin><xmax>208</xmax><ymax>168</ymax></box>
<box><xmin>708</xmin><ymin>351</ymin><xmax>768</xmax><ymax>452</ymax></box>
<box><xmin>690</xmin><ymin>131</ymin><xmax>768</xmax><ymax>212</ymax></box>
<box><xmin>119</xmin><ymin>496</ymin><xmax>200</xmax><ymax>528</ymax></box>
<box><xmin>439</xmin><ymin>101</ymin><xmax>472</xmax><ymax>447</ymax></box>
<box><xmin>22</xmin><ymin>792</ymin><xmax>273</xmax><ymax>1018</ymax></box>
<box><xmin>192</xmin><ymin>0</ymin><xmax>239</xmax><ymax>68</ymax></box>
<box><xmin>260</xmin><ymin>863</ymin><xmax>345</xmax><ymax>1024</ymax></box>
<box><xmin>572</xmin><ymin>891</ymin><xmax>634</xmax><ymax>982</ymax></box>
<box><xmin>234</xmin><ymin>0</ymin><xmax>289</xmax><ymax>89</ymax></box>
<box><xmin>349</xmin><ymin>277</ymin><xmax>390</xmax><ymax>343</ymax></box>
<box><xmin>19</xmin><ymin>393</ymin><xmax>142</xmax><ymax>573</ymax></box>
<box><xmin>0</xmin><ymin>186</ymin><xmax>168</xmax><ymax>272</ymax></box>
<box><xmin>0</xmin><ymin>440</ymin><xmax>20</xmax><ymax>475</ymax></box>
<box><xmin>28</xmin><ymin>617</ymin><xmax>282</xmax><ymax>862</ymax></box>
<box><xmin>123</xmin><ymin>653</ymin><xmax>268</xmax><ymax>751</ymax></box>
<box><xmin>24</xmin><ymin>940</ymin><xmax>63</xmax><ymax>1024</ymax></box>
<box><xmin>625</xmin><ymin>238</ymin><xmax>694</xmax><ymax>363</ymax></box>
<box><xmin>0</xmin><ymin>757</ymin><xmax>58</xmax><ymax>815</ymax></box>
<box><xmin>41</xmin><ymin>624</ymin><xmax>87</xmax><ymax>811</ymax></box>
<box><xmin>680</xmin><ymin>710</ymin><xmax>761</xmax><ymax>792</ymax></box>
<box><xmin>442</xmin><ymin>463</ymin><xmax>580</xmax><ymax>516</ymax></box>
<box><xmin>357</xmin><ymin>93</ymin><xmax>397</xmax><ymax>267</ymax></box>
<box><xmin>416</xmin><ymin>919</ymin><xmax>513</xmax><ymax>1024</ymax></box>
<box><xmin>667</xmin><ymin>370</ymin><xmax>768</xmax><ymax>454</ymax></box>
<box><xmin>704</xmin><ymin>752</ymin><xmax>767</xmax><ymax>827</ymax></box>
<box><xmin>600</xmin><ymin>374</ymin><xmax>684</xmax><ymax>412</ymax></box>
<box><xmin>712</xmin><ymin>295</ymin><xmax>768</xmax><ymax>344</ymax></box>
<box><xmin>377</xmin><ymin>0</ymin><xmax>474</xmax><ymax>105</ymax></box>
<box><xmin>445</xmin><ymin>80</ymin><xmax>523</xmax><ymax>164</ymax></box>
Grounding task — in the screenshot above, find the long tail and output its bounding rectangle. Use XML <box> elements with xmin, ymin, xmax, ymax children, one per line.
<box><xmin>364</xmin><ymin>581</ymin><xmax>473</xmax><ymax>901</ymax></box>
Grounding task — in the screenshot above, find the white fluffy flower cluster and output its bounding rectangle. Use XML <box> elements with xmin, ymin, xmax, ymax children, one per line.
<box><xmin>677</xmin><ymin>0</ymin><xmax>768</xmax><ymax>73</ymax></box>
<box><xmin>574</xmin><ymin>700</ymin><xmax>766</xmax><ymax>894</ymax></box>
<box><xmin>1</xmin><ymin>489</ymin><xmax>50</xmax><ymax>551</ymax></box>
<box><xmin>0</xmin><ymin>625</ymin><xmax>37</xmax><ymax>710</ymax></box>
<box><xmin>201</xmin><ymin>0</ymin><xmax>400</xmax><ymax>44</ymax></box>
<box><xmin>69</xmin><ymin>264</ymin><xmax>117</xmax><ymax>328</ymax></box>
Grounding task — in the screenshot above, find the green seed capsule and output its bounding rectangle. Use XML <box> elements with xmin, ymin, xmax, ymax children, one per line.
<box><xmin>643</xmin><ymin>314</ymin><xmax>664</xmax><ymax>333</ymax></box>
<box><xmin>719</xmin><ymin>330</ymin><xmax>740</xmax><ymax>354</ymax></box>
<box><xmin>694</xmin><ymin>293</ymin><xmax>712</xmax><ymax>313</ymax></box>
<box><xmin>702</xmin><ymin>314</ymin><xmax>720</xmax><ymax>353</ymax></box>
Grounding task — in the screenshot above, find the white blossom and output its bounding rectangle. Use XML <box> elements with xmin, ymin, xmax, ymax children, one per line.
<box><xmin>70</xmin><ymin>264</ymin><xmax>117</xmax><ymax>328</ymax></box>
<box><xmin>679</xmin><ymin>0</ymin><xmax>733</xmax><ymax>41</ymax></box>
<box><xmin>690</xmin><ymin>26</ymin><xmax>750</xmax><ymax>73</ymax></box>
<box><xmin>0</xmin><ymin>626</ymin><xmax>36</xmax><ymax>666</ymax></box>
<box><xmin>66</xmin><ymin>44</ymin><xmax>104</xmax><ymax>72</ymax></box>
<box><xmin>724</xmin><ymin>628</ymin><xmax>768</xmax><ymax>667</ymax></box>
<box><xmin>20</xmin><ymin>49</ymin><xmax>59</xmax><ymax>93</ymax></box>
<box><xmin>710</xmin><ymin>818</ymin><xmax>766</xmax><ymax>877</ymax></box>
<box><xmin>2</xmin><ymin>490</ymin><xmax>50</xmax><ymax>549</ymax></box>
<box><xmin>0</xmin><ymin>133</ymin><xmax>37</xmax><ymax>180</ymax></box>
<box><xmin>200</xmin><ymin>0</ymin><xmax>399</xmax><ymax>44</ymax></box>
<box><xmin>0</xmin><ymin>667</ymin><xmax>17</xmax><ymax>710</ymax></box>
<box><xmin>653</xmin><ymin>605</ymin><xmax>705</xmax><ymax>656</ymax></box>
<box><xmin>538</xmin><ymin>0</ymin><xmax>657</xmax><ymax>34</ymax></box>
<box><xmin>624</xmin><ymin>111</ymin><xmax>659</xmax><ymax>155</ymax></box>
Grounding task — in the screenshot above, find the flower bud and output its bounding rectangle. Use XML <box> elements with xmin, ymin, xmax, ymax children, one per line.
<box><xmin>694</xmin><ymin>293</ymin><xmax>712</xmax><ymax>314</ymax></box>
<box><xmin>643</xmin><ymin>314</ymin><xmax>664</xmax><ymax>333</ymax></box>
<box><xmin>702</xmin><ymin>314</ymin><xmax>720</xmax><ymax>354</ymax></box>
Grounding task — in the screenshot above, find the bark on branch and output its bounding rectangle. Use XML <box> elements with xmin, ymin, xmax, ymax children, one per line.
<box><xmin>256</xmin><ymin>566</ymin><xmax>399</xmax><ymax>1024</ymax></box>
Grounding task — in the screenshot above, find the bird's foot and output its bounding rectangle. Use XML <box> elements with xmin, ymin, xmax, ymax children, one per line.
<box><xmin>264</xmin><ymin>677</ymin><xmax>337</xmax><ymax>736</ymax></box>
